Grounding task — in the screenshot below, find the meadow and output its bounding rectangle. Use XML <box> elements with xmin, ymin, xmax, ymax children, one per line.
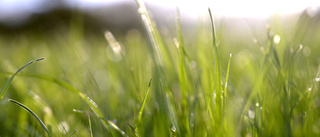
<box><xmin>0</xmin><ymin>1</ymin><xmax>319</xmax><ymax>137</ymax></box>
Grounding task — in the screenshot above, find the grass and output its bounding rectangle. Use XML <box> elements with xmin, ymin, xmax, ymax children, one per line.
<box><xmin>0</xmin><ymin>1</ymin><xmax>320</xmax><ymax>137</ymax></box>
<box><xmin>8</xmin><ymin>99</ymin><xmax>52</xmax><ymax>137</ymax></box>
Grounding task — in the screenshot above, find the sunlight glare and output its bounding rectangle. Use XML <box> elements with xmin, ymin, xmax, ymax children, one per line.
<box><xmin>146</xmin><ymin>0</ymin><xmax>320</xmax><ymax>18</ymax></box>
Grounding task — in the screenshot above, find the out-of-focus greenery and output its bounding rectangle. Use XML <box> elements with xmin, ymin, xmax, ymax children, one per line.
<box><xmin>0</xmin><ymin>2</ymin><xmax>319</xmax><ymax>136</ymax></box>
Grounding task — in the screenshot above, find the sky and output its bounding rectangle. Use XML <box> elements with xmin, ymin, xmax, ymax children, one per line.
<box><xmin>147</xmin><ymin>0</ymin><xmax>320</xmax><ymax>18</ymax></box>
<box><xmin>0</xmin><ymin>0</ymin><xmax>319</xmax><ymax>24</ymax></box>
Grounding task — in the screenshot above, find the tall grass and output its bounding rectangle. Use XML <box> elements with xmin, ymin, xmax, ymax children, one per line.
<box><xmin>0</xmin><ymin>2</ymin><xmax>319</xmax><ymax>137</ymax></box>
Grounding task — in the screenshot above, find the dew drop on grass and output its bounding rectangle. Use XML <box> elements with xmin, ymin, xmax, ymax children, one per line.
<box><xmin>274</xmin><ymin>35</ymin><xmax>280</xmax><ymax>44</ymax></box>
<box><xmin>299</xmin><ymin>44</ymin><xmax>303</xmax><ymax>50</ymax></box>
<box><xmin>314</xmin><ymin>78</ymin><xmax>320</xmax><ymax>82</ymax></box>
<box><xmin>248</xmin><ymin>110</ymin><xmax>255</xmax><ymax>119</ymax></box>
<box><xmin>105</xmin><ymin>31</ymin><xmax>122</xmax><ymax>54</ymax></box>
<box><xmin>104</xmin><ymin>31</ymin><xmax>124</xmax><ymax>62</ymax></box>
<box><xmin>256</xmin><ymin>102</ymin><xmax>259</xmax><ymax>107</ymax></box>
<box><xmin>170</xmin><ymin>124</ymin><xmax>176</xmax><ymax>132</ymax></box>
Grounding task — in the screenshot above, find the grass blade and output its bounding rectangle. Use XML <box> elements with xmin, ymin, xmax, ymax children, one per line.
<box><xmin>8</xmin><ymin>99</ymin><xmax>52</xmax><ymax>137</ymax></box>
<box><xmin>127</xmin><ymin>123</ymin><xmax>141</xmax><ymax>137</ymax></box>
<box><xmin>0</xmin><ymin>58</ymin><xmax>44</xmax><ymax>101</ymax></box>
<box><xmin>88</xmin><ymin>115</ymin><xmax>93</xmax><ymax>137</ymax></box>
<box><xmin>176</xmin><ymin>7</ymin><xmax>190</xmax><ymax>136</ymax></box>
<box><xmin>4</xmin><ymin>72</ymin><xmax>127</xmax><ymax>136</ymax></box>
<box><xmin>224</xmin><ymin>53</ymin><xmax>232</xmax><ymax>102</ymax></box>
<box><xmin>138</xmin><ymin>79</ymin><xmax>152</xmax><ymax>122</ymax></box>
<box><xmin>135</xmin><ymin>79</ymin><xmax>152</xmax><ymax>135</ymax></box>
<box><xmin>68</xmin><ymin>129</ymin><xmax>77</xmax><ymax>137</ymax></box>
<box><xmin>135</xmin><ymin>0</ymin><xmax>164</xmax><ymax>67</ymax></box>
<box><xmin>208</xmin><ymin>8</ymin><xmax>222</xmax><ymax>107</ymax></box>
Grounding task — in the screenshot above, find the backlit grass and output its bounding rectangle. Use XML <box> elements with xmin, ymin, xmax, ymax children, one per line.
<box><xmin>0</xmin><ymin>2</ymin><xmax>319</xmax><ymax>137</ymax></box>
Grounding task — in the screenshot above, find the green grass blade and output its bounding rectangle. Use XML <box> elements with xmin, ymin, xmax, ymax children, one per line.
<box><xmin>135</xmin><ymin>0</ymin><xmax>164</xmax><ymax>67</ymax></box>
<box><xmin>135</xmin><ymin>79</ymin><xmax>152</xmax><ymax>135</ymax></box>
<box><xmin>176</xmin><ymin>7</ymin><xmax>190</xmax><ymax>136</ymax></box>
<box><xmin>88</xmin><ymin>115</ymin><xmax>93</xmax><ymax>137</ymax></box>
<box><xmin>8</xmin><ymin>99</ymin><xmax>52</xmax><ymax>137</ymax></box>
<box><xmin>138</xmin><ymin>79</ymin><xmax>152</xmax><ymax>122</ymax></box>
<box><xmin>208</xmin><ymin>8</ymin><xmax>223</xmax><ymax>130</ymax></box>
<box><xmin>127</xmin><ymin>123</ymin><xmax>141</xmax><ymax>137</ymax></box>
<box><xmin>224</xmin><ymin>53</ymin><xmax>232</xmax><ymax>101</ymax></box>
<box><xmin>68</xmin><ymin>129</ymin><xmax>77</xmax><ymax>137</ymax></box>
<box><xmin>0</xmin><ymin>58</ymin><xmax>44</xmax><ymax>101</ymax></box>
<box><xmin>5</xmin><ymin>72</ymin><xmax>127</xmax><ymax>136</ymax></box>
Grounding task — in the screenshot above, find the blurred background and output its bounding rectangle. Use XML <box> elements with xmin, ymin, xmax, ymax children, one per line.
<box><xmin>1</xmin><ymin>0</ymin><xmax>319</xmax><ymax>36</ymax></box>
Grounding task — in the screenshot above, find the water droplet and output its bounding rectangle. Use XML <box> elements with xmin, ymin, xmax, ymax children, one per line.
<box><xmin>170</xmin><ymin>125</ymin><xmax>176</xmax><ymax>132</ymax></box>
<box><xmin>274</xmin><ymin>35</ymin><xmax>280</xmax><ymax>44</ymax></box>
<box><xmin>314</xmin><ymin>78</ymin><xmax>320</xmax><ymax>82</ymax></box>
<box><xmin>308</xmin><ymin>88</ymin><xmax>312</xmax><ymax>91</ymax></box>
<box><xmin>248</xmin><ymin>110</ymin><xmax>255</xmax><ymax>119</ymax></box>
<box><xmin>104</xmin><ymin>31</ymin><xmax>124</xmax><ymax>62</ymax></box>
<box><xmin>256</xmin><ymin>102</ymin><xmax>259</xmax><ymax>107</ymax></box>
<box><xmin>299</xmin><ymin>44</ymin><xmax>303</xmax><ymax>50</ymax></box>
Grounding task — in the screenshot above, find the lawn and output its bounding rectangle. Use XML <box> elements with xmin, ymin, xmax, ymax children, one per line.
<box><xmin>0</xmin><ymin>1</ymin><xmax>319</xmax><ymax>137</ymax></box>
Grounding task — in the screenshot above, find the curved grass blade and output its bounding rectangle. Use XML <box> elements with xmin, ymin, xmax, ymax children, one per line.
<box><xmin>89</xmin><ymin>115</ymin><xmax>93</xmax><ymax>137</ymax></box>
<box><xmin>138</xmin><ymin>79</ymin><xmax>152</xmax><ymax>122</ymax></box>
<box><xmin>176</xmin><ymin>7</ymin><xmax>190</xmax><ymax>136</ymax></box>
<box><xmin>8</xmin><ymin>99</ymin><xmax>52</xmax><ymax>137</ymax></box>
<box><xmin>135</xmin><ymin>0</ymin><xmax>164</xmax><ymax>67</ymax></box>
<box><xmin>135</xmin><ymin>79</ymin><xmax>152</xmax><ymax>135</ymax></box>
<box><xmin>3</xmin><ymin>72</ymin><xmax>127</xmax><ymax>137</ymax></box>
<box><xmin>223</xmin><ymin>53</ymin><xmax>232</xmax><ymax>131</ymax></box>
<box><xmin>127</xmin><ymin>123</ymin><xmax>140</xmax><ymax>137</ymax></box>
<box><xmin>224</xmin><ymin>53</ymin><xmax>232</xmax><ymax>101</ymax></box>
<box><xmin>0</xmin><ymin>58</ymin><xmax>44</xmax><ymax>101</ymax></box>
<box><xmin>208</xmin><ymin>8</ymin><xmax>223</xmax><ymax>133</ymax></box>
<box><xmin>68</xmin><ymin>129</ymin><xmax>77</xmax><ymax>137</ymax></box>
